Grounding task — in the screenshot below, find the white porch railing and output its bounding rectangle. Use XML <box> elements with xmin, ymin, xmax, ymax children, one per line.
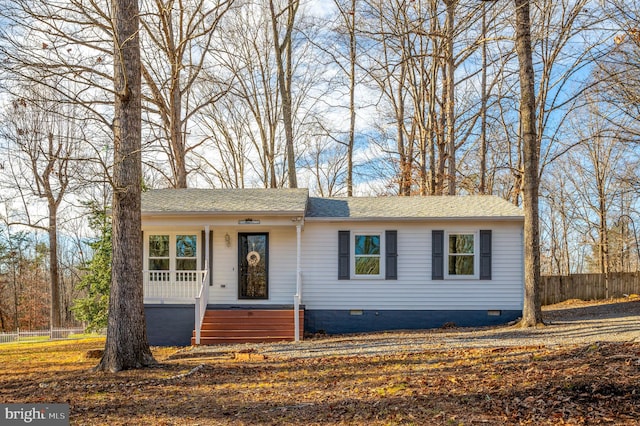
<box><xmin>194</xmin><ymin>261</ymin><xmax>210</xmax><ymax>345</ymax></box>
<box><xmin>143</xmin><ymin>269</ymin><xmax>207</xmax><ymax>303</ymax></box>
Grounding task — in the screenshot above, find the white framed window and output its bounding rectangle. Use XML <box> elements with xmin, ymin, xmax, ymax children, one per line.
<box><xmin>146</xmin><ymin>233</ymin><xmax>199</xmax><ymax>271</ymax></box>
<box><xmin>445</xmin><ymin>231</ymin><xmax>479</xmax><ymax>279</ymax></box>
<box><xmin>176</xmin><ymin>235</ymin><xmax>198</xmax><ymax>271</ymax></box>
<box><xmin>352</xmin><ymin>232</ymin><xmax>384</xmax><ymax>278</ymax></box>
<box><xmin>148</xmin><ymin>235</ymin><xmax>170</xmax><ymax>271</ymax></box>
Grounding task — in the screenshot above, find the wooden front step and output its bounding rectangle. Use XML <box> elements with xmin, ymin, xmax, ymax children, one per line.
<box><xmin>192</xmin><ymin>309</ymin><xmax>304</xmax><ymax>345</ymax></box>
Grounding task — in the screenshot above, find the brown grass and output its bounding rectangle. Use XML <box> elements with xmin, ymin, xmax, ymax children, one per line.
<box><xmin>1</xmin><ymin>337</ymin><xmax>639</xmax><ymax>425</ymax></box>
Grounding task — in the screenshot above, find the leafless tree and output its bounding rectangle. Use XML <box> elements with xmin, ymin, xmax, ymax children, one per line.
<box><xmin>564</xmin><ymin>105</ymin><xmax>635</xmax><ymax>277</ymax></box>
<box><xmin>540</xmin><ymin>165</ymin><xmax>576</xmax><ymax>275</ymax></box>
<box><xmin>0</xmin><ymin>84</ymin><xmax>85</xmax><ymax>328</ymax></box>
<box><xmin>328</xmin><ymin>0</ymin><xmax>358</xmax><ymax>196</ymax></box>
<box><xmin>140</xmin><ymin>0</ymin><xmax>234</xmax><ymax>188</ymax></box>
<box><xmin>199</xmin><ymin>3</ymin><xmax>283</xmax><ymax>187</ymax></box>
<box><xmin>0</xmin><ymin>0</ymin><xmax>236</xmax><ymax>192</ymax></box>
<box><xmin>269</xmin><ymin>0</ymin><xmax>299</xmax><ymax>188</ymax></box>
<box><xmin>513</xmin><ymin>0</ymin><xmax>543</xmax><ymax>327</ymax></box>
<box><xmin>355</xmin><ymin>0</ymin><xmax>505</xmax><ymax>196</ymax></box>
<box><xmin>0</xmin><ymin>0</ymin><xmax>114</xmax><ymax>128</ymax></box>
<box><xmin>0</xmin><ymin>220</ymin><xmax>57</xmax><ymax>332</ymax></box>
<box><xmin>358</xmin><ymin>0</ymin><xmax>440</xmax><ymax>195</ymax></box>
<box><xmin>300</xmin><ymin>135</ymin><xmax>348</xmax><ymax>197</ymax></box>
<box><xmin>193</xmin><ymin>95</ymin><xmax>250</xmax><ymax>188</ymax></box>
<box><xmin>197</xmin><ymin>1</ymin><xmax>322</xmax><ymax>188</ymax></box>
<box><xmin>96</xmin><ymin>0</ymin><xmax>155</xmax><ymax>372</ymax></box>
<box><xmin>594</xmin><ymin>0</ymin><xmax>640</xmax><ymax>141</ymax></box>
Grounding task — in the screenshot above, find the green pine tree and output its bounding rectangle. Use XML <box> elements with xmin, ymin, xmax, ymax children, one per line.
<box><xmin>72</xmin><ymin>203</ymin><xmax>111</xmax><ymax>332</ymax></box>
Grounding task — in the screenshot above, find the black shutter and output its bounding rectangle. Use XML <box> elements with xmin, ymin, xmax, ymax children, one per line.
<box><xmin>385</xmin><ymin>230</ymin><xmax>398</xmax><ymax>280</ymax></box>
<box><xmin>479</xmin><ymin>230</ymin><xmax>492</xmax><ymax>280</ymax></box>
<box><xmin>338</xmin><ymin>231</ymin><xmax>350</xmax><ymax>280</ymax></box>
<box><xmin>432</xmin><ymin>230</ymin><xmax>444</xmax><ymax>280</ymax></box>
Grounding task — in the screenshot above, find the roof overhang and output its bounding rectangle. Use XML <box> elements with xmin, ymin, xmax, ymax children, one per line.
<box><xmin>304</xmin><ymin>216</ymin><xmax>525</xmax><ymax>222</ymax></box>
<box><xmin>141</xmin><ymin>210</ymin><xmax>306</xmax><ymax>217</ymax></box>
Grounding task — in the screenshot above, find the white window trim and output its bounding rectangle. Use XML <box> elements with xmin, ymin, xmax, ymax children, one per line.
<box><xmin>145</xmin><ymin>232</ymin><xmax>200</xmax><ymax>271</ymax></box>
<box><xmin>148</xmin><ymin>234</ymin><xmax>170</xmax><ymax>270</ymax></box>
<box><xmin>444</xmin><ymin>230</ymin><xmax>479</xmax><ymax>280</ymax></box>
<box><xmin>351</xmin><ymin>231</ymin><xmax>385</xmax><ymax>279</ymax></box>
<box><xmin>176</xmin><ymin>234</ymin><xmax>199</xmax><ymax>270</ymax></box>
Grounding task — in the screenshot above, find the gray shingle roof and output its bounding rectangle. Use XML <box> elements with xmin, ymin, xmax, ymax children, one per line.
<box><xmin>141</xmin><ymin>188</ymin><xmax>309</xmax><ymax>215</ymax></box>
<box><xmin>141</xmin><ymin>189</ymin><xmax>523</xmax><ymax>220</ymax></box>
<box><xmin>306</xmin><ymin>195</ymin><xmax>523</xmax><ymax>220</ymax></box>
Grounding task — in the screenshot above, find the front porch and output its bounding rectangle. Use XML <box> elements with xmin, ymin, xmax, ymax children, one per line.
<box><xmin>143</xmin><ymin>266</ymin><xmax>304</xmax><ymax>346</ymax></box>
<box><xmin>141</xmin><ymin>200</ymin><xmax>306</xmax><ymax>346</ymax></box>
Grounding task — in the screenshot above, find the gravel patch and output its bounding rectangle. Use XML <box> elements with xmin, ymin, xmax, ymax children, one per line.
<box><xmin>185</xmin><ymin>299</ymin><xmax>640</xmax><ymax>360</ymax></box>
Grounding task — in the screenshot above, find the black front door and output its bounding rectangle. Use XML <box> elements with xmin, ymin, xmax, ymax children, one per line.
<box><xmin>238</xmin><ymin>233</ymin><xmax>268</xmax><ymax>299</ymax></box>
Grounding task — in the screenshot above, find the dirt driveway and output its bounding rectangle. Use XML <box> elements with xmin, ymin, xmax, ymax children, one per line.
<box><xmin>189</xmin><ymin>298</ymin><xmax>640</xmax><ymax>360</ymax></box>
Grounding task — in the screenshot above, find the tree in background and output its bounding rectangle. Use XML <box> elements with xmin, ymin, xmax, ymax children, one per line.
<box><xmin>269</xmin><ymin>0</ymin><xmax>299</xmax><ymax>188</ymax></box>
<box><xmin>1</xmin><ymin>86</ymin><xmax>83</xmax><ymax>328</ymax></box>
<box><xmin>597</xmin><ymin>0</ymin><xmax>640</xmax><ymax>141</ymax></box>
<box><xmin>0</xmin><ymin>0</ymin><xmax>639</xmax><ymax>309</ymax></box>
<box><xmin>72</xmin><ymin>203</ymin><xmax>111</xmax><ymax>332</ymax></box>
<box><xmin>0</xmin><ymin>226</ymin><xmax>50</xmax><ymax>331</ymax></box>
<box><xmin>140</xmin><ymin>0</ymin><xmax>234</xmax><ymax>188</ymax></box>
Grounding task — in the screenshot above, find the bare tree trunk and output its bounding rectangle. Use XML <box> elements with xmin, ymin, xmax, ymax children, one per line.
<box><xmin>479</xmin><ymin>1</ymin><xmax>488</xmax><ymax>195</ymax></box>
<box><xmin>428</xmin><ymin>28</ymin><xmax>439</xmax><ymax>196</ymax></box>
<box><xmin>396</xmin><ymin>63</ymin><xmax>411</xmax><ymax>196</ymax></box>
<box><xmin>96</xmin><ymin>0</ymin><xmax>155</xmax><ymax>372</ymax></box>
<box><xmin>40</xmin><ymin>130</ymin><xmax>65</xmax><ymax>329</ymax></box>
<box><xmin>347</xmin><ymin>0</ymin><xmax>356</xmax><ymax>196</ymax></box>
<box><xmin>444</xmin><ymin>0</ymin><xmax>456</xmax><ymax>195</ymax></box>
<box><xmin>515</xmin><ymin>0</ymin><xmax>543</xmax><ymax>327</ymax></box>
<box><xmin>48</xmin><ymin>203</ymin><xmax>61</xmax><ymax>328</ymax></box>
<box><xmin>437</xmin><ymin>63</ymin><xmax>447</xmax><ymax>195</ymax></box>
<box><xmin>170</xmin><ymin>83</ymin><xmax>187</xmax><ymax>189</ymax></box>
<box><xmin>11</xmin><ymin>253</ymin><xmax>19</xmax><ymax>330</ymax></box>
<box><xmin>597</xmin><ymin>166</ymin><xmax>610</xmax><ymax>296</ymax></box>
<box><xmin>427</xmin><ymin>0</ymin><xmax>441</xmax><ymax>196</ymax></box>
<box><xmin>270</xmin><ymin>0</ymin><xmax>299</xmax><ymax>189</ymax></box>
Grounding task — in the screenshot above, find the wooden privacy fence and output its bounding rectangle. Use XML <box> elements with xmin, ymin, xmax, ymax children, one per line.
<box><xmin>541</xmin><ymin>272</ymin><xmax>640</xmax><ymax>305</ymax></box>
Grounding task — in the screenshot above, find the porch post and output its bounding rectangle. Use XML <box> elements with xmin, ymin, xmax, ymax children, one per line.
<box><xmin>294</xmin><ymin>223</ymin><xmax>302</xmax><ymax>342</ymax></box>
<box><xmin>205</xmin><ymin>225</ymin><xmax>210</xmax><ymax>273</ymax></box>
<box><xmin>195</xmin><ymin>225</ymin><xmax>210</xmax><ymax>345</ymax></box>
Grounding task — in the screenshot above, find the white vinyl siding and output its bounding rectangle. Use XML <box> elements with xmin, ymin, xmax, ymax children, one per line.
<box><xmin>301</xmin><ymin>221</ymin><xmax>523</xmax><ymax>311</ymax></box>
<box><xmin>208</xmin><ymin>226</ymin><xmax>298</xmax><ymax>305</ymax></box>
<box><xmin>142</xmin><ymin>218</ymin><xmax>523</xmax><ymax>311</ymax></box>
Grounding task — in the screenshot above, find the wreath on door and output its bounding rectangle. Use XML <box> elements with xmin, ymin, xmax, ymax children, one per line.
<box><xmin>246</xmin><ymin>250</ymin><xmax>261</xmax><ymax>267</ymax></box>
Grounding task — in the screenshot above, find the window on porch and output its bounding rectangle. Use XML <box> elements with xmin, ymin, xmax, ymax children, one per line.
<box><xmin>144</xmin><ymin>233</ymin><xmax>204</xmax><ymax>302</ymax></box>
<box><xmin>149</xmin><ymin>235</ymin><xmax>170</xmax><ymax>280</ymax></box>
